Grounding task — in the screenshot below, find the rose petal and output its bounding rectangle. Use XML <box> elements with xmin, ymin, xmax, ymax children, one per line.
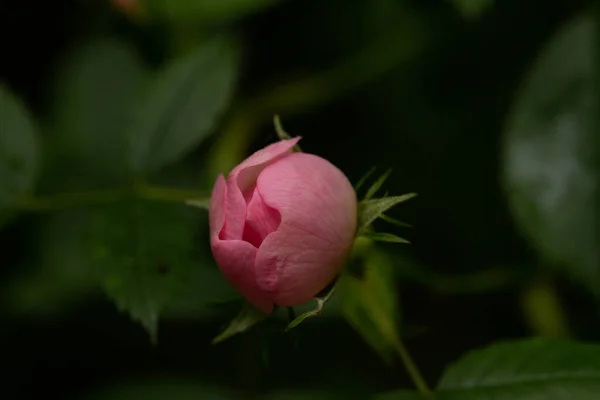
<box><xmin>243</xmin><ymin>186</ymin><xmax>281</xmax><ymax>248</ymax></box>
<box><xmin>230</xmin><ymin>137</ymin><xmax>301</xmax><ymax>191</ymax></box>
<box><xmin>255</xmin><ymin>153</ymin><xmax>357</xmax><ymax>306</ymax></box>
<box><xmin>222</xmin><ymin>137</ymin><xmax>301</xmax><ymax>240</ymax></box>
<box><xmin>209</xmin><ymin>175</ymin><xmax>227</xmax><ymax>240</ymax></box>
<box><xmin>210</xmin><ymin>239</ymin><xmax>274</xmax><ymax>314</ymax></box>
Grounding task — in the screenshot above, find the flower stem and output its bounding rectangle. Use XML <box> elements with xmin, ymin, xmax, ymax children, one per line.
<box><xmin>392</xmin><ymin>336</ymin><xmax>433</xmax><ymax>398</ymax></box>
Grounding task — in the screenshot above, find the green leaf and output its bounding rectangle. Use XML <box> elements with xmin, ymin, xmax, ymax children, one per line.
<box><xmin>338</xmin><ymin>239</ymin><xmax>399</xmax><ymax>363</ymax></box>
<box><xmin>129</xmin><ymin>36</ymin><xmax>239</xmax><ymax>174</ymax></box>
<box><xmin>212</xmin><ymin>303</ymin><xmax>268</xmax><ymax>344</ymax></box>
<box><xmin>364</xmin><ymin>169</ymin><xmax>392</xmax><ymax>200</ymax></box>
<box><xmin>142</xmin><ymin>0</ymin><xmax>285</xmax><ymax>25</ymax></box>
<box><xmin>437</xmin><ymin>338</ymin><xmax>600</xmax><ymax>398</ymax></box>
<box><xmin>6</xmin><ymin>209</ymin><xmax>99</xmax><ymax>316</ymax></box>
<box><xmin>373</xmin><ymin>390</ymin><xmax>424</xmax><ymax>400</ymax></box>
<box><xmin>89</xmin><ymin>200</ymin><xmax>199</xmax><ymax>343</ymax></box>
<box><xmin>47</xmin><ymin>38</ymin><xmax>148</xmax><ymax>186</ymax></box>
<box><xmin>380</xmin><ymin>213</ymin><xmax>412</xmax><ymax>228</ymax></box>
<box><xmin>0</xmin><ymin>84</ymin><xmax>39</xmax><ymax>224</ymax></box>
<box><xmin>285</xmin><ymin>284</ymin><xmax>336</xmax><ymax>331</ymax></box>
<box><xmin>449</xmin><ymin>0</ymin><xmax>493</xmax><ymax>19</ymax></box>
<box><xmin>361</xmin><ymin>231</ymin><xmax>410</xmax><ymax>244</ymax></box>
<box><xmin>502</xmin><ymin>14</ymin><xmax>600</xmax><ymax>295</ymax></box>
<box><xmin>354</xmin><ymin>167</ymin><xmax>377</xmax><ymax>192</ymax></box>
<box><xmin>357</xmin><ymin>194</ymin><xmax>417</xmax><ymax>234</ymax></box>
<box><xmin>184</xmin><ymin>198</ymin><xmax>210</xmax><ymax>210</ymax></box>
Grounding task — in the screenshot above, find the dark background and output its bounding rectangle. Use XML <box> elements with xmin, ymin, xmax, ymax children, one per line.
<box><xmin>1</xmin><ymin>0</ymin><xmax>597</xmax><ymax>399</ymax></box>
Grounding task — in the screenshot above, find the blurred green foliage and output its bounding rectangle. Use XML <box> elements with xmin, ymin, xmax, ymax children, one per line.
<box><xmin>1</xmin><ymin>0</ymin><xmax>599</xmax><ymax>398</ymax></box>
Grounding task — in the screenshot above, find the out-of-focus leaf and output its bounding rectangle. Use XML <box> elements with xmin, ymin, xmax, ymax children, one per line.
<box><xmin>373</xmin><ymin>390</ymin><xmax>424</xmax><ymax>400</ymax></box>
<box><xmin>5</xmin><ymin>209</ymin><xmax>98</xmax><ymax>316</ymax></box>
<box><xmin>142</xmin><ymin>0</ymin><xmax>285</xmax><ymax>25</ymax></box>
<box><xmin>184</xmin><ymin>198</ymin><xmax>210</xmax><ymax>210</ymax></box>
<box><xmin>163</xmin><ymin>263</ymin><xmax>239</xmax><ymax>320</ymax></box>
<box><xmin>357</xmin><ymin>194</ymin><xmax>417</xmax><ymax>234</ymax></box>
<box><xmin>502</xmin><ymin>14</ymin><xmax>600</xmax><ymax>294</ymax></box>
<box><xmin>82</xmin><ymin>379</ymin><xmax>233</xmax><ymax>400</ymax></box>
<box><xmin>449</xmin><ymin>0</ymin><xmax>493</xmax><ymax>19</ymax></box>
<box><xmin>47</xmin><ymin>38</ymin><xmax>148</xmax><ymax>187</ymax></box>
<box><xmin>89</xmin><ymin>200</ymin><xmax>199</xmax><ymax>343</ymax></box>
<box><xmin>361</xmin><ymin>231</ymin><xmax>410</xmax><ymax>244</ymax></box>
<box><xmin>437</xmin><ymin>338</ymin><xmax>600</xmax><ymax>398</ymax></box>
<box><xmin>266</xmin><ymin>390</ymin><xmax>341</xmax><ymax>400</ymax></box>
<box><xmin>0</xmin><ymin>84</ymin><xmax>39</xmax><ymax>224</ymax></box>
<box><xmin>338</xmin><ymin>237</ymin><xmax>399</xmax><ymax>363</ymax></box>
<box><xmin>129</xmin><ymin>36</ymin><xmax>239</xmax><ymax>174</ymax></box>
<box><xmin>212</xmin><ymin>303</ymin><xmax>267</xmax><ymax>344</ymax></box>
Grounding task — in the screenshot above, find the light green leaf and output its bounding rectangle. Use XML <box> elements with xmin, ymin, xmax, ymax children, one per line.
<box><xmin>129</xmin><ymin>36</ymin><xmax>239</xmax><ymax>174</ymax></box>
<box><xmin>502</xmin><ymin>14</ymin><xmax>600</xmax><ymax>295</ymax></box>
<box><xmin>47</xmin><ymin>38</ymin><xmax>148</xmax><ymax>186</ymax></box>
<box><xmin>89</xmin><ymin>200</ymin><xmax>200</xmax><ymax>343</ymax></box>
<box><xmin>361</xmin><ymin>231</ymin><xmax>410</xmax><ymax>244</ymax></box>
<box><xmin>357</xmin><ymin>193</ymin><xmax>417</xmax><ymax>234</ymax></box>
<box><xmin>449</xmin><ymin>0</ymin><xmax>493</xmax><ymax>19</ymax></box>
<box><xmin>142</xmin><ymin>0</ymin><xmax>285</xmax><ymax>25</ymax></box>
<box><xmin>0</xmin><ymin>84</ymin><xmax>39</xmax><ymax>224</ymax></box>
<box><xmin>338</xmin><ymin>239</ymin><xmax>399</xmax><ymax>363</ymax></box>
<box><xmin>364</xmin><ymin>169</ymin><xmax>392</xmax><ymax>200</ymax></box>
<box><xmin>6</xmin><ymin>209</ymin><xmax>99</xmax><ymax>316</ymax></box>
<box><xmin>437</xmin><ymin>338</ymin><xmax>600</xmax><ymax>398</ymax></box>
<box><xmin>212</xmin><ymin>303</ymin><xmax>268</xmax><ymax>344</ymax></box>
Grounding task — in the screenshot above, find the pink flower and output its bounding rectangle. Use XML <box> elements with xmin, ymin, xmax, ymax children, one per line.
<box><xmin>209</xmin><ymin>137</ymin><xmax>357</xmax><ymax>314</ymax></box>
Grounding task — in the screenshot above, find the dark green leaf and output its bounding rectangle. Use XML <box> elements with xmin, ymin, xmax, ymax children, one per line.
<box><xmin>361</xmin><ymin>231</ymin><xmax>410</xmax><ymax>244</ymax></box>
<box><xmin>47</xmin><ymin>38</ymin><xmax>148</xmax><ymax>185</ymax></box>
<box><xmin>437</xmin><ymin>338</ymin><xmax>600</xmax><ymax>398</ymax></box>
<box><xmin>364</xmin><ymin>169</ymin><xmax>392</xmax><ymax>200</ymax></box>
<box><xmin>338</xmin><ymin>238</ymin><xmax>399</xmax><ymax>363</ymax></box>
<box><xmin>89</xmin><ymin>200</ymin><xmax>199</xmax><ymax>342</ymax></box>
<box><xmin>266</xmin><ymin>391</ymin><xmax>342</xmax><ymax>400</ymax></box>
<box><xmin>449</xmin><ymin>0</ymin><xmax>493</xmax><ymax>19</ymax></box>
<box><xmin>373</xmin><ymin>390</ymin><xmax>425</xmax><ymax>400</ymax></box>
<box><xmin>357</xmin><ymin>194</ymin><xmax>417</xmax><ymax>234</ymax></box>
<box><xmin>142</xmin><ymin>0</ymin><xmax>285</xmax><ymax>25</ymax></box>
<box><xmin>129</xmin><ymin>36</ymin><xmax>239</xmax><ymax>174</ymax></box>
<box><xmin>502</xmin><ymin>14</ymin><xmax>600</xmax><ymax>294</ymax></box>
<box><xmin>0</xmin><ymin>84</ymin><xmax>39</xmax><ymax>224</ymax></box>
<box><xmin>6</xmin><ymin>209</ymin><xmax>98</xmax><ymax>316</ymax></box>
<box><xmin>212</xmin><ymin>303</ymin><xmax>268</xmax><ymax>344</ymax></box>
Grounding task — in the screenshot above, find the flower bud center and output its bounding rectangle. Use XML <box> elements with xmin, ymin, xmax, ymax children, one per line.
<box><xmin>242</xmin><ymin>185</ymin><xmax>281</xmax><ymax>248</ymax></box>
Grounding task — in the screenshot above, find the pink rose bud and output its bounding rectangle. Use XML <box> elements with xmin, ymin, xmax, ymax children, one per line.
<box><xmin>209</xmin><ymin>137</ymin><xmax>357</xmax><ymax>314</ymax></box>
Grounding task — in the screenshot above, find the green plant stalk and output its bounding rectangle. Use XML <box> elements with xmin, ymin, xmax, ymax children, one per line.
<box><xmin>520</xmin><ymin>276</ymin><xmax>571</xmax><ymax>338</ymax></box>
<box><xmin>18</xmin><ymin>185</ymin><xmax>208</xmax><ymax>212</ymax></box>
<box><xmin>392</xmin><ymin>336</ymin><xmax>433</xmax><ymax>398</ymax></box>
